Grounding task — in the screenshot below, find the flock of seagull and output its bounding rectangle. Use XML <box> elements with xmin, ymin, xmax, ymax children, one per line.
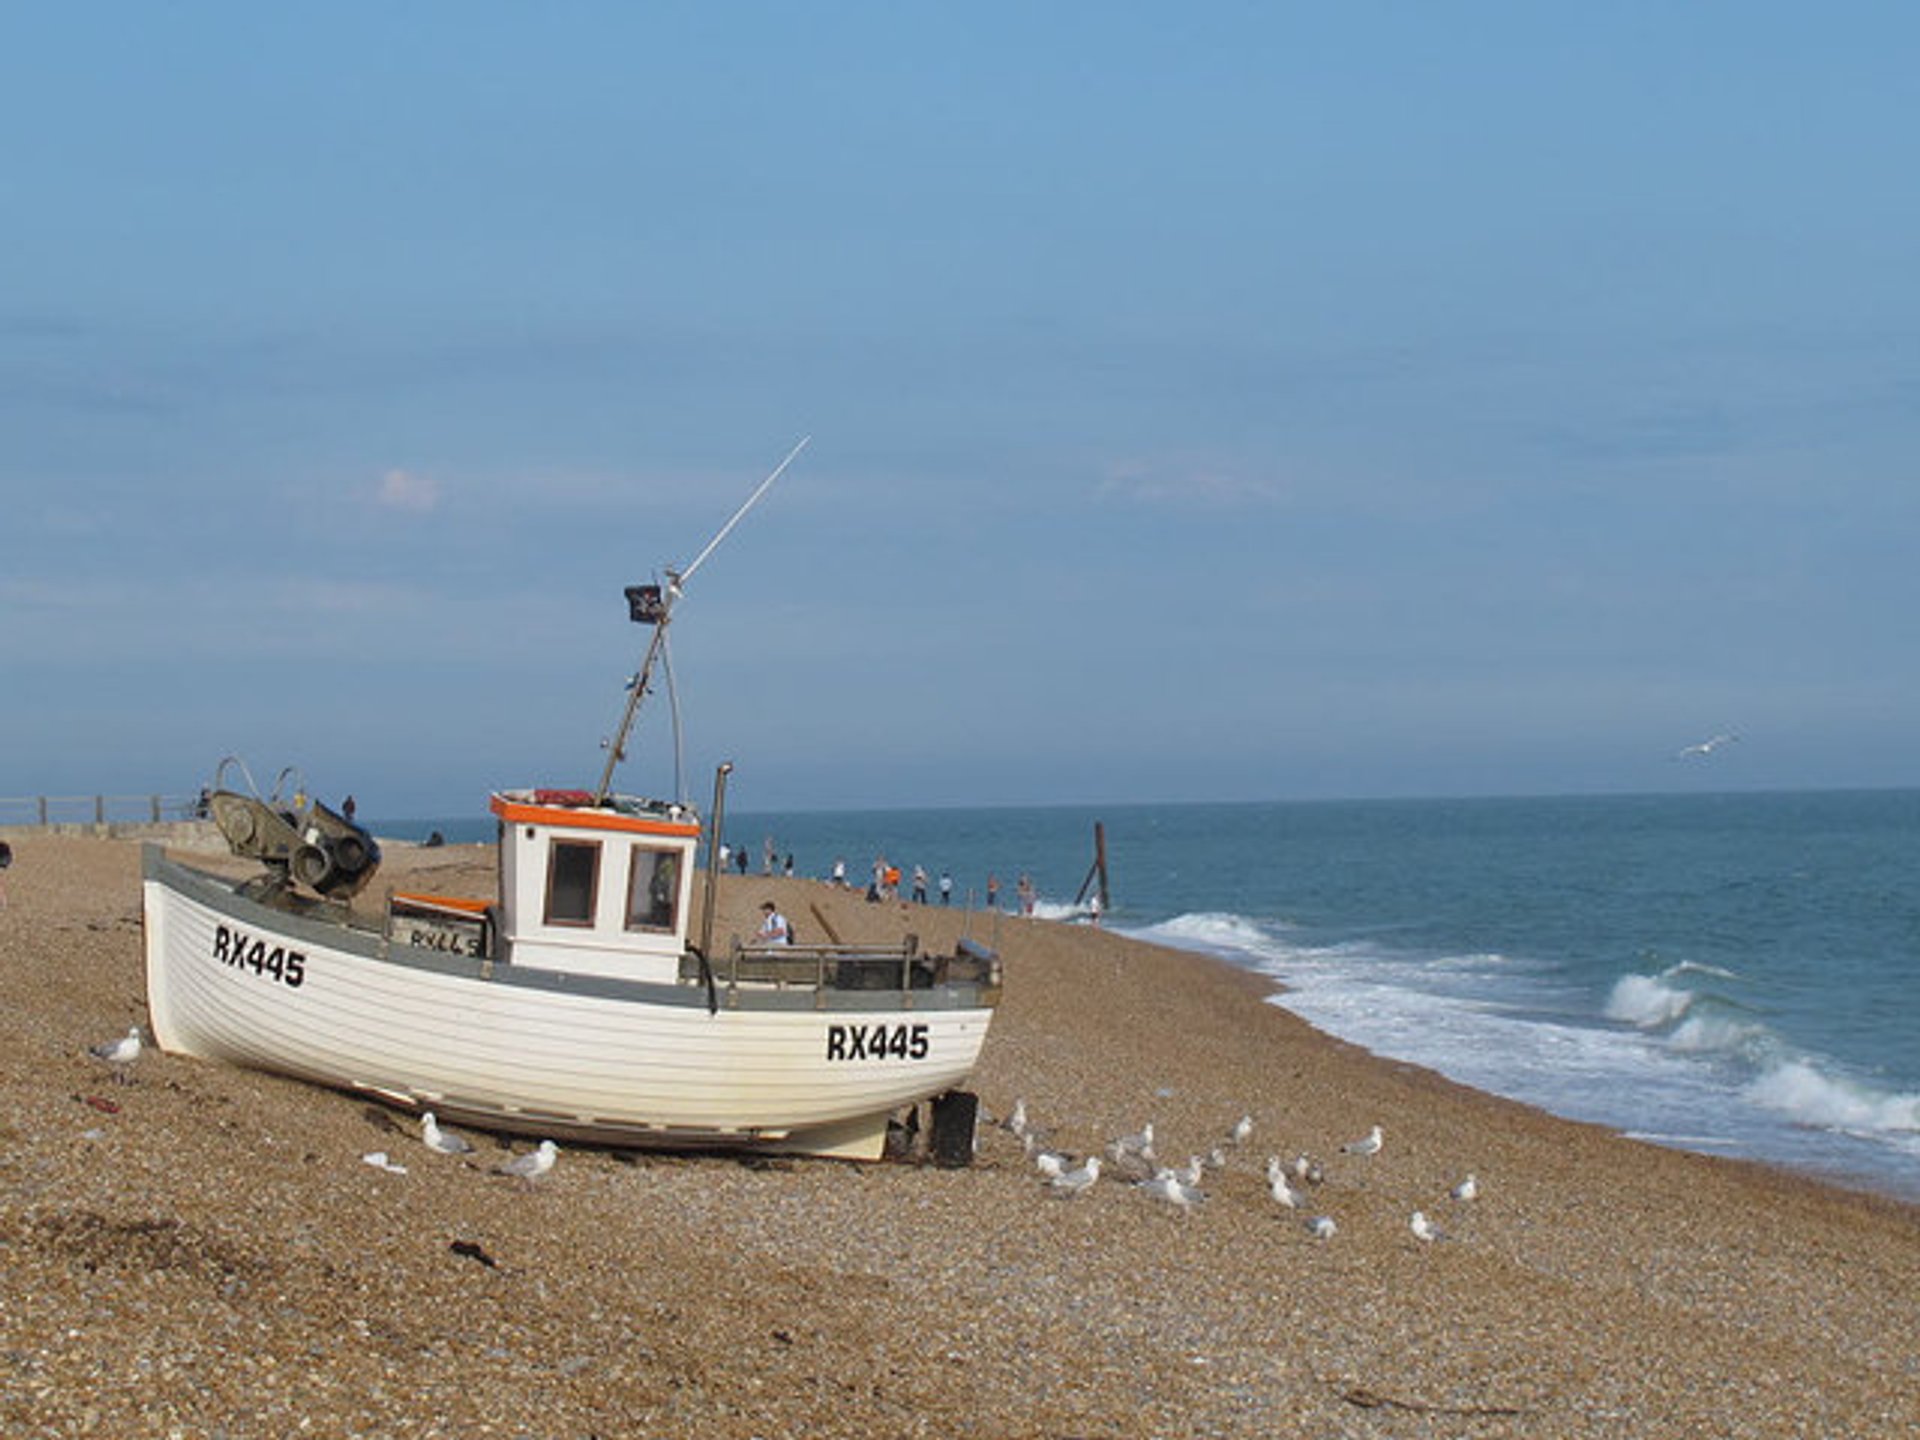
<box><xmin>88</xmin><ymin>1024</ymin><xmax>1467</xmax><ymax>1230</ymax></box>
<box><xmin>996</xmin><ymin>1098</ymin><xmax>1477</xmax><ymax>1244</ymax></box>
<box><xmin>86</xmin><ymin>1024</ymin><xmax>559</xmax><ymax>1184</ymax></box>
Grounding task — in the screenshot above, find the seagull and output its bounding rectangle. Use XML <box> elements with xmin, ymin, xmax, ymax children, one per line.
<box><xmin>89</xmin><ymin>1025</ymin><xmax>143</xmax><ymax>1065</ymax></box>
<box><xmin>1001</xmin><ymin>1098</ymin><xmax>1028</xmax><ymax>1138</ymax></box>
<box><xmin>1450</xmin><ymin>1173</ymin><xmax>1479</xmax><ymax>1202</ymax></box>
<box><xmin>1290</xmin><ymin>1153</ymin><xmax>1324</xmax><ymax>1185</ymax></box>
<box><xmin>1341</xmin><ymin>1125</ymin><xmax>1384</xmax><ymax>1158</ymax></box>
<box><xmin>1137</xmin><ymin>1172</ymin><xmax>1204</xmax><ymax>1212</ymax></box>
<box><xmin>1677</xmin><ymin>732</ymin><xmax>1739</xmax><ymax>759</ymax></box>
<box><xmin>1049</xmin><ymin>1156</ymin><xmax>1101</xmax><ymax>1196</ymax></box>
<box><xmin>420</xmin><ymin>1111</ymin><xmax>475</xmax><ymax>1156</ymax></box>
<box><xmin>1108</xmin><ymin>1122</ymin><xmax>1153</xmax><ymax>1158</ymax></box>
<box><xmin>1410</xmin><ymin>1210</ymin><xmax>1441</xmax><ymax>1243</ymax></box>
<box><xmin>1305</xmin><ymin>1215</ymin><xmax>1338</xmax><ymax>1240</ymax></box>
<box><xmin>1265</xmin><ymin>1156</ymin><xmax>1299</xmax><ymax>1207</ymax></box>
<box><xmin>361</xmin><ymin>1150</ymin><xmax>408</xmax><ymax>1175</ymax></box>
<box><xmin>1228</xmin><ymin>1114</ymin><xmax>1254</xmax><ymax>1146</ymax></box>
<box><xmin>88</xmin><ymin>1026</ymin><xmax>143</xmax><ymax>1083</ymax></box>
<box><xmin>493</xmin><ymin>1139</ymin><xmax>559</xmax><ymax>1182</ymax></box>
<box><xmin>1032</xmin><ymin>1148</ymin><xmax>1068</xmax><ymax>1180</ymax></box>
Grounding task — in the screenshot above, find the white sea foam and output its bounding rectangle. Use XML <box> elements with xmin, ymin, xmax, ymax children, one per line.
<box><xmin>1668</xmin><ymin>1012</ymin><xmax>1770</xmax><ymax>1057</ymax></box>
<box><xmin>1604</xmin><ymin>973</ymin><xmax>1696</xmax><ymax>1028</ymax></box>
<box><xmin>1745</xmin><ymin>1062</ymin><xmax>1920</xmax><ymax>1136</ymax></box>
<box><xmin>1136</xmin><ymin>911</ymin><xmax>1282</xmax><ymax>956</ymax></box>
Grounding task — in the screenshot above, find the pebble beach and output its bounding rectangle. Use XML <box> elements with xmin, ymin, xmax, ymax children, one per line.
<box><xmin>3</xmin><ymin>830</ymin><xmax>1917</xmax><ymax>1438</ymax></box>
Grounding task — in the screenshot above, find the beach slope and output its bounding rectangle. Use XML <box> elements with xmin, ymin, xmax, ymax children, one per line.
<box><xmin>2</xmin><ymin>834</ymin><xmax>1916</xmax><ymax>1437</ymax></box>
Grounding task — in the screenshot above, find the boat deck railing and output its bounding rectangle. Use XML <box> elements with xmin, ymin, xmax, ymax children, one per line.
<box><xmin>699</xmin><ymin>937</ymin><xmax>1000</xmax><ymax>995</ymax></box>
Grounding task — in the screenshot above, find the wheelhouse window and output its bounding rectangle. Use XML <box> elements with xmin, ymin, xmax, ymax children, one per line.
<box><xmin>544</xmin><ymin>840</ymin><xmax>601</xmax><ymax>926</ymax></box>
<box><xmin>626</xmin><ymin>846</ymin><xmax>682</xmax><ymax>932</ymax></box>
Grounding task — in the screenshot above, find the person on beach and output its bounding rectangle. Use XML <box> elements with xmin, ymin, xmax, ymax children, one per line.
<box><xmin>911</xmin><ymin>864</ymin><xmax>928</xmax><ymax>904</ymax></box>
<box><xmin>1017</xmin><ymin>873</ymin><xmax>1036</xmax><ymax>916</ymax></box>
<box><xmin>831</xmin><ymin>857</ymin><xmax>847</xmax><ymax>888</ymax></box>
<box><xmin>939</xmin><ymin>870</ymin><xmax>953</xmax><ymax>905</ymax></box>
<box><xmin>986</xmin><ymin>873</ymin><xmax>1001</xmax><ymax>910</ymax></box>
<box><xmin>885</xmin><ymin>863</ymin><xmax>901</xmax><ymax>900</ymax></box>
<box><xmin>0</xmin><ymin>839</ymin><xmax>11</xmax><ymax>908</ymax></box>
<box><xmin>756</xmin><ymin>901</ymin><xmax>791</xmax><ymax>946</ymax></box>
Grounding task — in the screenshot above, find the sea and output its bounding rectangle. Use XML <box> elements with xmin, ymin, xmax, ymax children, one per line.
<box><xmin>381</xmin><ymin>789</ymin><xmax>1920</xmax><ymax>1203</ymax></box>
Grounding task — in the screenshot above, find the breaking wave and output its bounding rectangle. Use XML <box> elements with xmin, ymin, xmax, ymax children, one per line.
<box><xmin>1746</xmin><ymin>1062</ymin><xmax>1920</xmax><ymax>1137</ymax></box>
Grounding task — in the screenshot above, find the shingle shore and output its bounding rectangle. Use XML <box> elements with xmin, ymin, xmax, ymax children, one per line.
<box><xmin>2</xmin><ymin>833</ymin><xmax>1916</xmax><ymax>1438</ymax></box>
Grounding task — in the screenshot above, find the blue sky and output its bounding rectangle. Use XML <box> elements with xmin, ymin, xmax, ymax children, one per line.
<box><xmin>4</xmin><ymin>4</ymin><xmax>1916</xmax><ymax>817</ymax></box>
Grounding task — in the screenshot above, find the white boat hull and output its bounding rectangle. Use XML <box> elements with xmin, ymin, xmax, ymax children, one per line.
<box><xmin>143</xmin><ymin>849</ymin><xmax>996</xmax><ymax>1159</ymax></box>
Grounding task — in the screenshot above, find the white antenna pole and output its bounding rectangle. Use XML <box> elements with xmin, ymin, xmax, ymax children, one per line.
<box><xmin>592</xmin><ymin>436</ymin><xmax>810</xmax><ymax>803</ymax></box>
<box><xmin>678</xmin><ymin>435</ymin><xmax>810</xmax><ymax>588</ymax></box>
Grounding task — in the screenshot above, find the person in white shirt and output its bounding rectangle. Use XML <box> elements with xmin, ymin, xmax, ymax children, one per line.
<box><xmin>757</xmin><ymin>901</ymin><xmax>791</xmax><ymax>945</ymax></box>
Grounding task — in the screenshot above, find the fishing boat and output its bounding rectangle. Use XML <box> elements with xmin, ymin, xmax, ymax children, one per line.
<box><xmin>141</xmin><ymin>442</ymin><xmax>1002</xmax><ymax>1160</ymax></box>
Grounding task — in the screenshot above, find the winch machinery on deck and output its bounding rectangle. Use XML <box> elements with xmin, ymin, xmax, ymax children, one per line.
<box><xmin>204</xmin><ymin>756</ymin><xmax>381</xmax><ymax>899</ymax></box>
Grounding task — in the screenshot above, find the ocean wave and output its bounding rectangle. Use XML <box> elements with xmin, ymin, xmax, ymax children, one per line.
<box><xmin>1133</xmin><ymin>911</ymin><xmax>1279</xmax><ymax>955</ymax></box>
<box><xmin>1028</xmin><ymin>900</ymin><xmax>1088</xmax><ymax>922</ymax></box>
<box><xmin>1745</xmin><ymin>1061</ymin><xmax>1920</xmax><ymax>1136</ymax></box>
<box><xmin>1604</xmin><ymin>973</ymin><xmax>1697</xmax><ymax>1028</ymax></box>
<box><xmin>1664</xmin><ymin>959</ymin><xmax>1743</xmax><ymax>982</ymax></box>
<box><xmin>1667</xmin><ymin>1012</ymin><xmax>1771</xmax><ymax>1058</ymax></box>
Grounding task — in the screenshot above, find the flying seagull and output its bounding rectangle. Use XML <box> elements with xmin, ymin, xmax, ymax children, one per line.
<box><xmin>1676</xmin><ymin>732</ymin><xmax>1739</xmax><ymax>759</ymax></box>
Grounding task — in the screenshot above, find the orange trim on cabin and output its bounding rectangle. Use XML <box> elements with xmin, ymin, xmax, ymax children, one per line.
<box><xmin>392</xmin><ymin>892</ymin><xmax>492</xmax><ymax>914</ymax></box>
<box><xmin>489</xmin><ymin>794</ymin><xmax>701</xmax><ymax>839</ymax></box>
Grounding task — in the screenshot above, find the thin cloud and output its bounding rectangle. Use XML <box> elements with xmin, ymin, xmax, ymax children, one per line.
<box><xmin>376</xmin><ymin>468</ymin><xmax>440</xmax><ymax>512</ymax></box>
<box><xmin>1098</xmin><ymin>460</ymin><xmax>1283</xmax><ymax>507</ymax></box>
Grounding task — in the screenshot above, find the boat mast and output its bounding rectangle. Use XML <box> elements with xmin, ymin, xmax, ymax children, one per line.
<box><xmin>593</xmin><ymin>437</ymin><xmax>810</xmax><ymax>806</ymax></box>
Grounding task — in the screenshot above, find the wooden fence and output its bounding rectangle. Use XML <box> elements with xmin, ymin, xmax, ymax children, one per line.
<box><xmin>0</xmin><ymin>795</ymin><xmax>203</xmax><ymax>827</ymax></box>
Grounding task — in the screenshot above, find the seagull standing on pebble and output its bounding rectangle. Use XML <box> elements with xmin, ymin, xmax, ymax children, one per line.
<box><xmin>1305</xmin><ymin>1215</ymin><xmax>1338</xmax><ymax>1240</ymax></box>
<box><xmin>90</xmin><ymin>1025</ymin><xmax>142</xmax><ymax>1062</ymax></box>
<box><xmin>1341</xmin><ymin>1125</ymin><xmax>1384</xmax><ymax>1158</ymax></box>
<box><xmin>1410</xmin><ymin>1210</ymin><xmax>1441</xmax><ymax>1243</ymax></box>
<box><xmin>1137</xmin><ymin>1172</ymin><xmax>1204</xmax><ymax>1212</ymax></box>
<box><xmin>1049</xmin><ymin>1156</ymin><xmax>1101</xmax><ymax>1196</ymax></box>
<box><xmin>1229</xmin><ymin>1114</ymin><xmax>1254</xmax><ymax>1146</ymax></box>
<box><xmin>1266</xmin><ymin>1158</ymin><xmax>1300</xmax><ymax>1209</ymax></box>
<box><xmin>421</xmin><ymin>1111</ymin><xmax>476</xmax><ymax>1156</ymax></box>
<box><xmin>493</xmin><ymin>1139</ymin><xmax>559</xmax><ymax>1182</ymax></box>
<box><xmin>1450</xmin><ymin>1173</ymin><xmax>1479</xmax><ymax>1202</ymax></box>
<box><xmin>88</xmin><ymin>1026</ymin><xmax>143</xmax><ymax>1082</ymax></box>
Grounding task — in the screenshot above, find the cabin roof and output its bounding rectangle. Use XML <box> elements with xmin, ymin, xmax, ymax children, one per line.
<box><xmin>490</xmin><ymin>789</ymin><xmax>701</xmax><ymax>839</ymax></box>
